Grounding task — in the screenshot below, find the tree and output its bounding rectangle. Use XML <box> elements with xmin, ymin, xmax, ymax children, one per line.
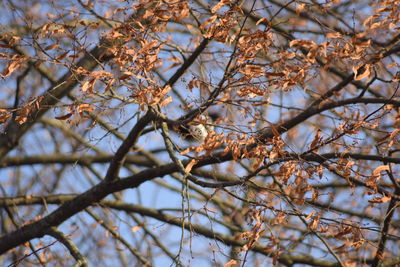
<box><xmin>0</xmin><ymin>0</ymin><xmax>399</xmax><ymax>266</ymax></box>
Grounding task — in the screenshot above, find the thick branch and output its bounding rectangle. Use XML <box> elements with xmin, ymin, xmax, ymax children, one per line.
<box><xmin>46</xmin><ymin>227</ymin><xmax>89</xmax><ymax>267</ymax></box>
<box><xmin>0</xmin><ymin>44</ymin><xmax>113</xmax><ymax>159</ymax></box>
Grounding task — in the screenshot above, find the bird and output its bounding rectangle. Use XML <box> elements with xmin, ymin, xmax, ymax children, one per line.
<box><xmin>177</xmin><ymin>113</ymin><xmax>218</xmax><ymax>142</ymax></box>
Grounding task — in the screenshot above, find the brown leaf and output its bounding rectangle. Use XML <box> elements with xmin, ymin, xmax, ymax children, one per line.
<box><xmin>326</xmin><ymin>32</ymin><xmax>342</xmax><ymax>38</ymax></box>
<box><xmin>270</xmin><ymin>123</ymin><xmax>280</xmax><ymax>137</ymax></box>
<box><xmin>0</xmin><ymin>109</ymin><xmax>11</xmax><ymax>124</ymax></box>
<box><xmin>224</xmin><ymin>260</ymin><xmax>237</xmax><ymax>267</ymax></box>
<box><xmin>296</xmin><ymin>3</ymin><xmax>305</xmax><ymax>14</ymax></box>
<box><xmin>77</xmin><ymin>103</ymin><xmax>95</xmax><ymax>113</ymax></box>
<box><xmin>82</xmin><ymin>78</ymin><xmax>97</xmax><ymax>93</ymax></box>
<box><xmin>104</xmin><ymin>79</ymin><xmax>115</xmax><ymax>91</ymax></box>
<box><xmin>353</xmin><ymin>64</ymin><xmax>372</xmax><ymax>81</ymax></box>
<box><xmin>211</xmin><ymin>0</ymin><xmax>231</xmax><ymax>13</ymax></box>
<box><xmin>159</xmin><ymin>96</ymin><xmax>172</xmax><ymax>107</ymax></box>
<box><xmin>369</xmin><ymin>196</ymin><xmax>391</xmax><ymax>203</ymax></box>
<box><xmin>184</xmin><ymin>159</ymin><xmax>198</xmax><ymax>173</ymax></box>
<box><xmin>118</xmin><ymin>74</ymin><xmax>131</xmax><ymax>81</ymax></box>
<box><xmin>372</xmin><ymin>165</ymin><xmax>389</xmax><ymax>177</ymax></box>
<box><xmin>55</xmin><ymin>113</ymin><xmax>73</xmax><ymax>120</ymax></box>
<box><xmin>1</xmin><ymin>61</ymin><xmax>21</xmax><ymax>78</ymax></box>
<box><xmin>310</xmin><ymin>129</ymin><xmax>321</xmax><ymax>150</ymax></box>
<box><xmin>256</xmin><ymin>17</ymin><xmax>269</xmax><ymax>26</ymax></box>
<box><xmin>55</xmin><ymin>51</ymin><xmax>69</xmax><ymax>61</ymax></box>
<box><xmin>44</xmin><ymin>43</ymin><xmax>59</xmax><ymax>50</ymax></box>
<box><xmin>131</xmin><ymin>226</ymin><xmax>142</xmax><ymax>233</ymax></box>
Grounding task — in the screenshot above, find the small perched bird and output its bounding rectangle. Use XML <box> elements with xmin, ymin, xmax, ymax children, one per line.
<box><xmin>177</xmin><ymin>113</ymin><xmax>218</xmax><ymax>142</ymax></box>
<box><xmin>188</xmin><ymin>114</ymin><xmax>215</xmax><ymax>141</ymax></box>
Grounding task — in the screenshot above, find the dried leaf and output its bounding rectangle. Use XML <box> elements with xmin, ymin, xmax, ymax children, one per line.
<box><xmin>211</xmin><ymin>0</ymin><xmax>231</xmax><ymax>13</ymax></box>
<box><xmin>77</xmin><ymin>103</ymin><xmax>95</xmax><ymax>113</ymax></box>
<box><xmin>256</xmin><ymin>17</ymin><xmax>269</xmax><ymax>26</ymax></box>
<box><xmin>369</xmin><ymin>196</ymin><xmax>391</xmax><ymax>204</ymax></box>
<box><xmin>55</xmin><ymin>51</ymin><xmax>69</xmax><ymax>61</ymax></box>
<box><xmin>224</xmin><ymin>260</ymin><xmax>237</xmax><ymax>267</ymax></box>
<box><xmin>82</xmin><ymin>78</ymin><xmax>97</xmax><ymax>93</ymax></box>
<box><xmin>372</xmin><ymin>165</ymin><xmax>389</xmax><ymax>177</ymax></box>
<box><xmin>185</xmin><ymin>159</ymin><xmax>198</xmax><ymax>173</ymax></box>
<box><xmin>0</xmin><ymin>109</ymin><xmax>11</xmax><ymax>124</ymax></box>
<box><xmin>1</xmin><ymin>61</ymin><xmax>21</xmax><ymax>78</ymax></box>
<box><xmin>353</xmin><ymin>64</ymin><xmax>372</xmax><ymax>81</ymax></box>
<box><xmin>310</xmin><ymin>129</ymin><xmax>321</xmax><ymax>150</ymax></box>
<box><xmin>131</xmin><ymin>226</ymin><xmax>142</xmax><ymax>233</ymax></box>
<box><xmin>44</xmin><ymin>43</ymin><xmax>59</xmax><ymax>50</ymax></box>
<box><xmin>55</xmin><ymin>113</ymin><xmax>73</xmax><ymax>120</ymax></box>
<box><xmin>296</xmin><ymin>3</ymin><xmax>305</xmax><ymax>14</ymax></box>
<box><xmin>326</xmin><ymin>32</ymin><xmax>342</xmax><ymax>38</ymax></box>
<box><xmin>159</xmin><ymin>96</ymin><xmax>172</xmax><ymax>107</ymax></box>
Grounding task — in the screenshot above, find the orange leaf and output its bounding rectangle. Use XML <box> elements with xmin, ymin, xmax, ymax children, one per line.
<box><xmin>82</xmin><ymin>78</ymin><xmax>97</xmax><ymax>93</ymax></box>
<box><xmin>55</xmin><ymin>113</ymin><xmax>73</xmax><ymax>120</ymax></box>
<box><xmin>1</xmin><ymin>61</ymin><xmax>21</xmax><ymax>78</ymax></box>
<box><xmin>77</xmin><ymin>103</ymin><xmax>95</xmax><ymax>113</ymax></box>
<box><xmin>104</xmin><ymin>79</ymin><xmax>115</xmax><ymax>91</ymax></box>
<box><xmin>326</xmin><ymin>32</ymin><xmax>342</xmax><ymax>38</ymax></box>
<box><xmin>310</xmin><ymin>129</ymin><xmax>321</xmax><ymax>150</ymax></box>
<box><xmin>373</xmin><ymin>165</ymin><xmax>389</xmax><ymax>177</ymax></box>
<box><xmin>185</xmin><ymin>159</ymin><xmax>198</xmax><ymax>173</ymax></box>
<box><xmin>305</xmin><ymin>211</ymin><xmax>315</xmax><ymax>221</ymax></box>
<box><xmin>0</xmin><ymin>109</ymin><xmax>11</xmax><ymax>124</ymax></box>
<box><xmin>211</xmin><ymin>0</ymin><xmax>231</xmax><ymax>13</ymax></box>
<box><xmin>159</xmin><ymin>96</ymin><xmax>172</xmax><ymax>107</ymax></box>
<box><xmin>44</xmin><ymin>43</ymin><xmax>59</xmax><ymax>50</ymax></box>
<box><xmin>131</xmin><ymin>226</ymin><xmax>142</xmax><ymax>233</ymax></box>
<box><xmin>224</xmin><ymin>260</ymin><xmax>237</xmax><ymax>267</ymax></box>
<box><xmin>256</xmin><ymin>18</ymin><xmax>269</xmax><ymax>26</ymax></box>
<box><xmin>179</xmin><ymin>148</ymin><xmax>191</xmax><ymax>155</ymax></box>
<box><xmin>353</xmin><ymin>64</ymin><xmax>372</xmax><ymax>81</ymax></box>
<box><xmin>118</xmin><ymin>74</ymin><xmax>131</xmax><ymax>81</ymax></box>
<box><xmin>369</xmin><ymin>196</ymin><xmax>391</xmax><ymax>203</ymax></box>
<box><xmin>270</xmin><ymin>123</ymin><xmax>280</xmax><ymax>137</ymax></box>
<box><xmin>55</xmin><ymin>51</ymin><xmax>69</xmax><ymax>61</ymax></box>
<box><xmin>296</xmin><ymin>3</ymin><xmax>305</xmax><ymax>14</ymax></box>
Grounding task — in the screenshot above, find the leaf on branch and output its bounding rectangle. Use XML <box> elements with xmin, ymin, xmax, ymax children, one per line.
<box><xmin>44</xmin><ymin>43</ymin><xmax>59</xmax><ymax>50</ymax></box>
<box><xmin>211</xmin><ymin>0</ymin><xmax>231</xmax><ymax>13</ymax></box>
<box><xmin>82</xmin><ymin>77</ymin><xmax>98</xmax><ymax>93</ymax></box>
<box><xmin>159</xmin><ymin>96</ymin><xmax>172</xmax><ymax>107</ymax></box>
<box><xmin>270</xmin><ymin>123</ymin><xmax>280</xmax><ymax>137</ymax></box>
<box><xmin>368</xmin><ymin>196</ymin><xmax>391</xmax><ymax>204</ymax></box>
<box><xmin>55</xmin><ymin>51</ymin><xmax>69</xmax><ymax>61</ymax></box>
<box><xmin>372</xmin><ymin>165</ymin><xmax>389</xmax><ymax>177</ymax></box>
<box><xmin>1</xmin><ymin>56</ymin><xmax>25</xmax><ymax>78</ymax></box>
<box><xmin>185</xmin><ymin>159</ymin><xmax>198</xmax><ymax>173</ymax></box>
<box><xmin>296</xmin><ymin>3</ymin><xmax>306</xmax><ymax>14</ymax></box>
<box><xmin>310</xmin><ymin>129</ymin><xmax>322</xmax><ymax>150</ymax></box>
<box><xmin>77</xmin><ymin>103</ymin><xmax>95</xmax><ymax>114</ymax></box>
<box><xmin>224</xmin><ymin>260</ymin><xmax>237</xmax><ymax>267</ymax></box>
<box><xmin>55</xmin><ymin>113</ymin><xmax>73</xmax><ymax>120</ymax></box>
<box><xmin>256</xmin><ymin>17</ymin><xmax>269</xmax><ymax>26</ymax></box>
<box><xmin>0</xmin><ymin>109</ymin><xmax>11</xmax><ymax>124</ymax></box>
<box><xmin>275</xmin><ymin>212</ymin><xmax>286</xmax><ymax>224</ymax></box>
<box><xmin>325</xmin><ymin>32</ymin><xmax>342</xmax><ymax>38</ymax></box>
<box><xmin>353</xmin><ymin>64</ymin><xmax>372</xmax><ymax>81</ymax></box>
<box><xmin>305</xmin><ymin>211</ymin><xmax>315</xmax><ymax>221</ymax></box>
<box><xmin>308</xmin><ymin>214</ymin><xmax>320</xmax><ymax>230</ymax></box>
<box><xmin>289</xmin><ymin>39</ymin><xmax>317</xmax><ymax>49</ymax></box>
<box><xmin>240</xmin><ymin>64</ymin><xmax>264</xmax><ymax>77</ymax></box>
<box><xmin>387</xmin><ymin>62</ymin><xmax>398</xmax><ymax>68</ymax></box>
<box><xmin>131</xmin><ymin>225</ymin><xmax>142</xmax><ymax>233</ymax></box>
